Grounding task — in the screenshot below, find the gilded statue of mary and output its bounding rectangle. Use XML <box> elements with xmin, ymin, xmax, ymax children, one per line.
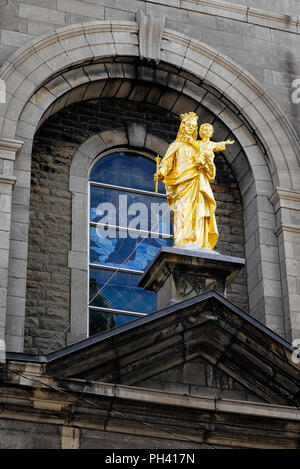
<box><xmin>154</xmin><ymin>112</ymin><xmax>234</xmax><ymax>250</ymax></box>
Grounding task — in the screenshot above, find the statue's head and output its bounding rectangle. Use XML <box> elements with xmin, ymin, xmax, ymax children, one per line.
<box><xmin>177</xmin><ymin>112</ymin><xmax>198</xmax><ymax>140</ymax></box>
<box><xmin>199</xmin><ymin>123</ymin><xmax>214</xmax><ymax>139</ymax></box>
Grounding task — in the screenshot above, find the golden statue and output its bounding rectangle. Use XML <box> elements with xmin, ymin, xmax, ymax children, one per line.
<box><xmin>154</xmin><ymin>112</ymin><xmax>234</xmax><ymax>250</ymax></box>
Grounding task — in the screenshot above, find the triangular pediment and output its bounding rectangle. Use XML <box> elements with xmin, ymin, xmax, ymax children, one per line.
<box><xmin>43</xmin><ymin>292</ymin><xmax>300</xmax><ymax>406</ymax></box>
<box><xmin>136</xmin><ymin>356</ymin><xmax>265</xmax><ymax>403</ymax></box>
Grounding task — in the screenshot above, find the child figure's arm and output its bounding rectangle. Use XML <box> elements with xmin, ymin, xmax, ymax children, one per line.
<box><xmin>213</xmin><ymin>139</ymin><xmax>235</xmax><ymax>152</ymax></box>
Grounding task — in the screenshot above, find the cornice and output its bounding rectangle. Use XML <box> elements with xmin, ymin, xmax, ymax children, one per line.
<box><xmin>269</xmin><ymin>187</ymin><xmax>300</xmax><ymax>206</ymax></box>
<box><xmin>0</xmin><ymin>175</ymin><xmax>16</xmax><ymax>185</ymax></box>
<box><xmin>0</xmin><ymin>138</ymin><xmax>23</xmax><ymax>153</ymax></box>
<box><xmin>151</xmin><ymin>0</ymin><xmax>300</xmax><ymax>35</ymax></box>
<box><xmin>274</xmin><ymin>223</ymin><xmax>300</xmax><ymax>237</ymax></box>
<box><xmin>3</xmin><ymin>365</ymin><xmax>300</xmax><ymax>422</ymax></box>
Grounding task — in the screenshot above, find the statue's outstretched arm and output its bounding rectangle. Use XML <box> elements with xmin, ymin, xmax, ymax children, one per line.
<box><xmin>213</xmin><ymin>139</ymin><xmax>235</xmax><ymax>152</ymax></box>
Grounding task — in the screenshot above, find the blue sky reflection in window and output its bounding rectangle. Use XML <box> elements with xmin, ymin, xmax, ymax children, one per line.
<box><xmin>89</xmin><ymin>151</ymin><xmax>172</xmax><ymax>336</ymax></box>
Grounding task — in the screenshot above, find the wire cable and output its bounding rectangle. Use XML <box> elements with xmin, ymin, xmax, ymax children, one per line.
<box><xmin>45</xmin><ymin>207</ymin><xmax>171</xmax><ymax>354</ymax></box>
<box><xmin>0</xmin><ymin>363</ymin><xmax>216</xmax><ymax>449</ymax></box>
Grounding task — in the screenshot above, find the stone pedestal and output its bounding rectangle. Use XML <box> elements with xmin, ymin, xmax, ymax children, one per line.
<box><xmin>138</xmin><ymin>247</ymin><xmax>245</xmax><ymax>310</ymax></box>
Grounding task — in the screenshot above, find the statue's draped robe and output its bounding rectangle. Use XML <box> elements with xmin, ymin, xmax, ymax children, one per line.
<box><xmin>159</xmin><ymin>139</ymin><xmax>226</xmax><ymax>250</ymax></box>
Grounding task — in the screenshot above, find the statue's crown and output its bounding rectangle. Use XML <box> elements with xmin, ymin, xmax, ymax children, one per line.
<box><xmin>180</xmin><ymin>112</ymin><xmax>198</xmax><ymax>122</ymax></box>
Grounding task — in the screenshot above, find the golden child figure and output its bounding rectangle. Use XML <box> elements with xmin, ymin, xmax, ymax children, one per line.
<box><xmin>154</xmin><ymin>114</ymin><xmax>234</xmax><ymax>250</ymax></box>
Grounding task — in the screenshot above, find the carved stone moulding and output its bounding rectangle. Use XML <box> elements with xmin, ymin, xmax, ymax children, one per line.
<box><xmin>138</xmin><ymin>246</ymin><xmax>245</xmax><ymax>309</ymax></box>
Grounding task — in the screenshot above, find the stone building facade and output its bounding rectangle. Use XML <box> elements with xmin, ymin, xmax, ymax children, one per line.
<box><xmin>24</xmin><ymin>96</ymin><xmax>247</xmax><ymax>353</ymax></box>
<box><xmin>0</xmin><ymin>0</ymin><xmax>300</xmax><ymax>449</ymax></box>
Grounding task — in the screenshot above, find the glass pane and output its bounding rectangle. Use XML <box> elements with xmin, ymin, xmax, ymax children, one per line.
<box><xmin>90</xmin><ymin>185</ymin><xmax>171</xmax><ymax>234</ymax></box>
<box><xmin>89</xmin><ymin>268</ymin><xmax>156</xmax><ymax>314</ymax></box>
<box><xmin>90</xmin><ymin>226</ymin><xmax>172</xmax><ymax>271</ymax></box>
<box><xmin>89</xmin><ymin>151</ymin><xmax>165</xmax><ymax>193</ymax></box>
<box><xmin>89</xmin><ymin>309</ymin><xmax>137</xmax><ymax>337</ymax></box>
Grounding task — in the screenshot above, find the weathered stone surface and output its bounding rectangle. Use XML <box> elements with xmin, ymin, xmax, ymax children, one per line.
<box><xmin>138</xmin><ymin>357</ymin><xmax>263</xmax><ymax>402</ymax></box>
<box><xmin>57</xmin><ymin>0</ymin><xmax>104</xmax><ymax>19</ymax></box>
<box><xmin>18</xmin><ymin>3</ymin><xmax>66</xmax><ymax>25</ymax></box>
<box><xmin>137</xmin><ymin>10</ymin><xmax>165</xmax><ymax>63</ymax></box>
<box><xmin>0</xmin><ymin>419</ymin><xmax>61</xmax><ymax>449</ymax></box>
<box><xmin>0</xmin><ymin>0</ymin><xmax>299</xmax><ymax>450</ymax></box>
<box><xmin>24</xmin><ymin>96</ymin><xmax>248</xmax><ymax>353</ymax></box>
<box><xmin>43</xmin><ymin>292</ymin><xmax>300</xmax><ymax>409</ymax></box>
<box><xmin>138</xmin><ymin>246</ymin><xmax>245</xmax><ymax>309</ymax></box>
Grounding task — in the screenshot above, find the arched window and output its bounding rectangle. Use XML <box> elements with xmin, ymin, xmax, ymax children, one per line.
<box><xmin>88</xmin><ymin>150</ymin><xmax>172</xmax><ymax>336</ymax></box>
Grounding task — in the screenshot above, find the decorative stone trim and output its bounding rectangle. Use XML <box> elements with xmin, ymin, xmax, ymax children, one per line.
<box><xmin>148</xmin><ymin>0</ymin><xmax>300</xmax><ymax>35</ymax></box>
<box><xmin>269</xmin><ymin>188</ymin><xmax>300</xmax><ymax>213</ymax></box>
<box><xmin>0</xmin><ymin>176</ymin><xmax>16</xmax><ymax>185</ymax></box>
<box><xmin>17</xmin><ymin>69</ymin><xmax>267</xmax><ymax>190</ymax></box>
<box><xmin>137</xmin><ymin>10</ymin><xmax>165</xmax><ymax>63</ymax></box>
<box><xmin>6</xmin><ymin>360</ymin><xmax>300</xmax><ymax>421</ymax></box>
<box><xmin>270</xmin><ymin>188</ymin><xmax>300</xmax><ymax>205</ymax></box>
<box><xmin>0</xmin><ymin>139</ymin><xmax>23</xmax><ymax>351</ymax></box>
<box><xmin>0</xmin><ymin>138</ymin><xmax>23</xmax><ymax>160</ymax></box>
<box><xmin>127</xmin><ymin>122</ymin><xmax>147</xmax><ymax>148</ymax></box>
<box><xmin>11</xmin><ymin>73</ymin><xmax>284</xmax><ymax>339</ymax></box>
<box><xmin>0</xmin><ymin>20</ymin><xmax>297</xmax><ymax>346</ymax></box>
<box><xmin>0</xmin><ymin>21</ymin><xmax>298</xmax><ymax>193</ymax></box>
<box><xmin>247</xmin><ymin>7</ymin><xmax>298</xmax><ymax>33</ymax></box>
<box><xmin>67</xmin><ymin>129</ymin><xmax>170</xmax><ymax>344</ymax></box>
<box><xmin>274</xmin><ymin>224</ymin><xmax>300</xmax><ymax>237</ymax></box>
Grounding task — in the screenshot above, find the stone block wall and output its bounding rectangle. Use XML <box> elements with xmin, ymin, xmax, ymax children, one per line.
<box><xmin>24</xmin><ymin>95</ymin><xmax>248</xmax><ymax>353</ymax></box>
<box><xmin>0</xmin><ymin>0</ymin><xmax>299</xmax><ymax>349</ymax></box>
<box><xmin>0</xmin><ymin>0</ymin><xmax>299</xmax><ymax>135</ymax></box>
<box><xmin>0</xmin><ymin>418</ymin><xmax>201</xmax><ymax>449</ymax></box>
<box><xmin>137</xmin><ymin>356</ymin><xmax>264</xmax><ymax>402</ymax></box>
<box><xmin>0</xmin><ymin>419</ymin><xmax>61</xmax><ymax>449</ymax></box>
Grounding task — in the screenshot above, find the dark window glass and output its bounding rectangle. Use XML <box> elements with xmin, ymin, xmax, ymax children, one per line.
<box><xmin>90</xmin><ymin>226</ymin><xmax>172</xmax><ymax>271</ymax></box>
<box><xmin>89</xmin><ymin>309</ymin><xmax>138</xmax><ymax>336</ymax></box>
<box><xmin>89</xmin><ymin>268</ymin><xmax>156</xmax><ymax>315</ymax></box>
<box><xmin>88</xmin><ymin>150</ymin><xmax>171</xmax><ymax>337</ymax></box>
<box><xmin>90</xmin><ymin>151</ymin><xmax>165</xmax><ymax>193</ymax></box>
<box><xmin>90</xmin><ymin>185</ymin><xmax>170</xmax><ymax>233</ymax></box>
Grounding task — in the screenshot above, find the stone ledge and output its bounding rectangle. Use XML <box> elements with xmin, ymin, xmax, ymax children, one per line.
<box><xmin>270</xmin><ymin>188</ymin><xmax>300</xmax><ymax>216</ymax></box>
<box><xmin>0</xmin><ymin>20</ymin><xmax>298</xmax><ymax>191</ymax></box>
<box><xmin>270</xmin><ymin>187</ymin><xmax>300</xmax><ymax>205</ymax></box>
<box><xmin>154</xmin><ymin>0</ymin><xmax>299</xmax><ymax>34</ymax></box>
<box><xmin>0</xmin><ymin>175</ymin><xmax>16</xmax><ymax>186</ymax></box>
<box><xmin>139</xmin><ymin>246</ymin><xmax>245</xmax><ymax>309</ymax></box>
<box><xmin>0</xmin><ymin>138</ymin><xmax>23</xmax><ymax>160</ymax></box>
<box><xmin>4</xmin><ymin>360</ymin><xmax>300</xmax><ymax>421</ymax></box>
<box><xmin>274</xmin><ymin>224</ymin><xmax>300</xmax><ymax>237</ymax></box>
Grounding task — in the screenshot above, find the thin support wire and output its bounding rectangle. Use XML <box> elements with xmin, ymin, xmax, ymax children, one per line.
<box><xmin>45</xmin><ymin>209</ymin><xmax>171</xmax><ymax>354</ymax></box>
<box><xmin>0</xmin><ymin>363</ymin><xmax>215</xmax><ymax>449</ymax></box>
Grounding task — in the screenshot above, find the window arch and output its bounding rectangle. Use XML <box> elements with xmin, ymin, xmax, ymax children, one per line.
<box><xmin>88</xmin><ymin>149</ymin><xmax>172</xmax><ymax>336</ymax></box>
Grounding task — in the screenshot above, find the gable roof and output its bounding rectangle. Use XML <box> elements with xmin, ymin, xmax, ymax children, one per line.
<box><xmin>8</xmin><ymin>291</ymin><xmax>300</xmax><ymax>406</ymax></box>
